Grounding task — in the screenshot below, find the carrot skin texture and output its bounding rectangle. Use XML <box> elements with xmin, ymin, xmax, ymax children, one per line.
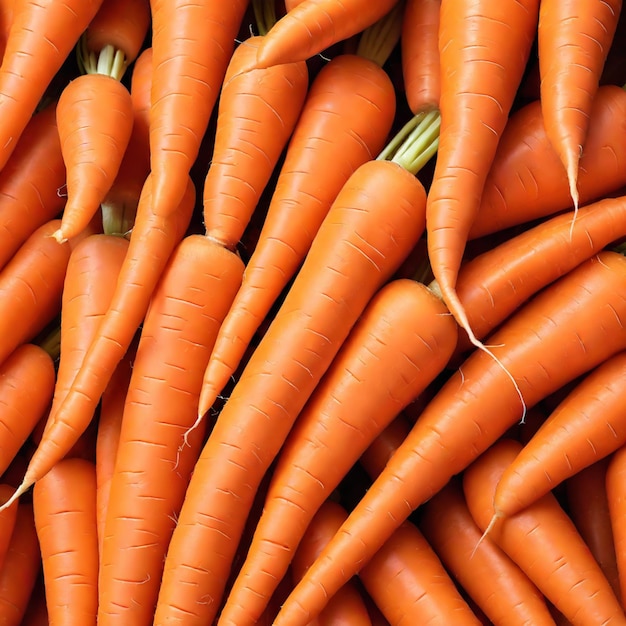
<box><xmin>98</xmin><ymin>235</ymin><xmax>244</xmax><ymax>626</ymax></box>
<box><xmin>219</xmin><ymin>278</ymin><xmax>457</xmax><ymax>625</ymax></box>
<box><xmin>464</xmin><ymin>439</ymin><xmax>626</xmax><ymax>625</ymax></box>
<box><xmin>420</xmin><ymin>480</ymin><xmax>557</xmax><ymax>626</ymax></box>
<box><xmin>33</xmin><ymin>458</ymin><xmax>98</xmax><ymax>626</ymax></box>
<box><xmin>156</xmin><ymin>159</ymin><xmax>427</xmax><ymax>626</ymax></box>
<box><xmin>493</xmin><ymin>350</ymin><xmax>626</xmax><ymax>518</ymax></box>
<box><xmin>470</xmin><ymin>84</ymin><xmax>626</xmax><ymax>238</ymax></box>
<box><xmin>273</xmin><ymin>251</ymin><xmax>626</xmax><ymax>625</ymax></box>
<box><xmin>425</xmin><ymin>0</ymin><xmax>539</xmax><ymax>336</ymax></box>
<box><xmin>0</xmin><ymin>0</ymin><xmax>103</xmax><ymax>173</ymax></box>
<box><xmin>149</xmin><ymin>0</ymin><xmax>249</xmax><ymax>217</ymax></box>
<box><xmin>202</xmin><ymin>52</ymin><xmax>396</xmax><ymax>410</ymax></box>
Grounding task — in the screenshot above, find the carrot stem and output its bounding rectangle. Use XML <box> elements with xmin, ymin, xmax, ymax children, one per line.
<box><xmin>252</xmin><ymin>0</ymin><xmax>277</xmax><ymax>36</ymax></box>
<box><xmin>77</xmin><ymin>36</ymin><xmax>127</xmax><ymax>80</ymax></box>
<box><xmin>356</xmin><ymin>2</ymin><xmax>404</xmax><ymax>67</ymax></box>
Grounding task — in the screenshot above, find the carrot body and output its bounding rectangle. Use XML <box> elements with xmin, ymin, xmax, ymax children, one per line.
<box><xmin>149</xmin><ymin>0</ymin><xmax>248</xmax><ymax>216</ymax></box>
<box><xmin>202</xmin><ymin>51</ymin><xmax>396</xmax><ymax>423</ymax></box>
<box><xmin>426</xmin><ymin>0</ymin><xmax>539</xmax><ymax>342</ymax></box>
<box><xmin>33</xmin><ymin>458</ymin><xmax>98</xmax><ymax>626</ymax></box>
<box><xmin>202</xmin><ymin>35</ymin><xmax>308</xmax><ymax>248</ymax></box>
<box><xmin>469</xmin><ymin>84</ymin><xmax>626</xmax><ymax>239</ymax></box>
<box><xmin>607</xmin><ymin>445</ymin><xmax>626</xmax><ymax>605</ymax></box>
<box><xmin>0</xmin><ymin>0</ymin><xmax>103</xmax><ymax>172</ymax></box>
<box><xmin>538</xmin><ymin>0</ymin><xmax>622</xmax><ymax>207</ymax></box>
<box><xmin>273</xmin><ymin>251</ymin><xmax>626</xmax><ymax>625</ymax></box>
<box><xmin>156</xmin><ymin>158</ymin><xmax>427</xmax><ymax>626</ymax></box>
<box><xmin>463</xmin><ymin>439</ymin><xmax>626</xmax><ymax>625</ymax></box>
<box><xmin>255</xmin><ymin>0</ymin><xmax>401</xmax><ymax>68</ymax></box>
<box><xmin>220</xmin><ymin>278</ymin><xmax>457</xmax><ymax>625</ymax></box>
<box><xmin>421</xmin><ymin>480</ymin><xmax>557</xmax><ymax>626</ymax></box>
<box><xmin>98</xmin><ymin>234</ymin><xmax>244</xmax><ymax>626</ymax></box>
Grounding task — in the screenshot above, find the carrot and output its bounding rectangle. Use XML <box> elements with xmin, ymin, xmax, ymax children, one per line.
<box><xmin>0</xmin><ymin>503</ymin><xmax>40</xmax><ymax>626</ymax></box>
<box><xmin>0</xmin><ymin>100</ymin><xmax>65</xmax><ymax>272</ymax></box>
<box><xmin>200</xmin><ymin>50</ymin><xmax>397</xmax><ymax>414</ymax></box>
<box><xmin>155</xmin><ymin>158</ymin><xmax>427</xmax><ymax>626</ymax></box>
<box><xmin>537</xmin><ymin>0</ymin><xmax>622</xmax><ymax>209</ymax></box>
<box><xmin>254</xmin><ymin>0</ymin><xmax>401</xmax><ymax>68</ymax></box>
<box><xmin>469</xmin><ymin>84</ymin><xmax>626</xmax><ymax>239</ymax></box>
<box><xmin>420</xmin><ymin>479</ymin><xmax>557</xmax><ymax>625</ymax></box>
<box><xmin>291</xmin><ymin>501</ymin><xmax>372</xmax><ymax>626</ymax></box>
<box><xmin>2</xmin><ymin>174</ymin><xmax>195</xmax><ymax>510</ymax></box>
<box><xmin>360</xmin><ymin>519</ymin><xmax>482</xmax><ymax>626</ymax></box>
<box><xmin>0</xmin><ymin>485</ymin><xmax>18</xmax><ymax>573</ymax></box>
<box><xmin>463</xmin><ymin>438</ymin><xmax>626</xmax><ymax>625</ymax></box>
<box><xmin>33</xmin><ymin>457</ymin><xmax>98</xmax><ymax>626</ymax></box>
<box><xmin>607</xmin><ymin>444</ymin><xmax>626</xmax><ymax>606</ymax></box>
<box><xmin>452</xmin><ymin>193</ymin><xmax>626</xmax><ymax>355</ymax></box>
<box><xmin>401</xmin><ymin>0</ymin><xmax>441</xmax><ymax>114</ymax></box>
<box><xmin>148</xmin><ymin>0</ymin><xmax>249</xmax><ymax>217</ymax></box>
<box><xmin>0</xmin><ymin>0</ymin><xmax>103</xmax><ymax>173</ymax></box>
<box><xmin>0</xmin><ymin>0</ymin><xmax>14</xmax><ymax>61</ymax></box>
<box><xmin>566</xmin><ymin>458</ymin><xmax>621</xmax><ymax>601</ymax></box>
<box><xmin>425</xmin><ymin>0</ymin><xmax>539</xmax><ymax>351</ymax></box>
<box><xmin>98</xmin><ymin>234</ymin><xmax>244</xmax><ymax>626</ymax></box>
<box><xmin>219</xmin><ymin>277</ymin><xmax>456</xmax><ymax>625</ymax></box>
<box><xmin>272</xmin><ymin>251</ymin><xmax>626</xmax><ymax>625</ymax></box>
<box><xmin>17</xmin><ymin>574</ymin><xmax>48</xmax><ymax>626</ymax></box>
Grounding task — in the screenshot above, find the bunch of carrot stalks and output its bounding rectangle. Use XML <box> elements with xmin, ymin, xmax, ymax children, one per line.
<box><xmin>1</xmin><ymin>0</ymin><xmax>626</xmax><ymax>623</ymax></box>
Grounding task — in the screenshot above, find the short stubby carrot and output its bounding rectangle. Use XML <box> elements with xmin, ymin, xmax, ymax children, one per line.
<box><xmin>272</xmin><ymin>251</ymin><xmax>626</xmax><ymax>625</ymax></box>
<box><xmin>155</xmin><ymin>158</ymin><xmax>428</xmax><ymax>626</ymax></box>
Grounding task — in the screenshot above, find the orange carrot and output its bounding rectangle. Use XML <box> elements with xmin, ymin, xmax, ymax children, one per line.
<box><xmin>425</xmin><ymin>0</ymin><xmax>539</xmax><ymax>350</ymax></box>
<box><xmin>219</xmin><ymin>278</ymin><xmax>457</xmax><ymax>625</ymax></box>
<box><xmin>273</xmin><ymin>251</ymin><xmax>626</xmax><ymax>625</ymax></box>
<box><xmin>0</xmin><ymin>485</ymin><xmax>18</xmax><ymax>573</ymax></box>
<box><xmin>358</xmin><ymin>414</ymin><xmax>412</xmax><ymax>479</ymax></box>
<box><xmin>607</xmin><ymin>444</ymin><xmax>626</xmax><ymax>605</ymax></box>
<box><xmin>200</xmin><ymin>51</ymin><xmax>396</xmax><ymax>414</ymax></box>
<box><xmin>155</xmin><ymin>158</ymin><xmax>427</xmax><ymax>626</ymax></box>
<box><xmin>463</xmin><ymin>438</ymin><xmax>626</xmax><ymax>625</ymax></box>
<box><xmin>538</xmin><ymin>0</ymin><xmax>622</xmax><ymax>208</ymax></box>
<box><xmin>148</xmin><ymin>0</ymin><xmax>249</xmax><ymax>217</ymax></box>
<box><xmin>0</xmin><ymin>0</ymin><xmax>14</xmax><ymax>61</ymax></box>
<box><xmin>33</xmin><ymin>457</ymin><xmax>98</xmax><ymax>626</ymax></box>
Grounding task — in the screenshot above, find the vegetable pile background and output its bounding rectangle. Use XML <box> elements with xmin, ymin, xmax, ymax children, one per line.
<box><xmin>2</xmin><ymin>0</ymin><xmax>626</xmax><ymax>624</ymax></box>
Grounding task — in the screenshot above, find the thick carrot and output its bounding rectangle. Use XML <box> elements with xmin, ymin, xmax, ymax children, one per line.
<box><xmin>254</xmin><ymin>0</ymin><xmax>401</xmax><ymax>68</ymax></box>
<box><xmin>200</xmin><ymin>51</ymin><xmax>396</xmax><ymax>415</ymax></box>
<box><xmin>98</xmin><ymin>234</ymin><xmax>244</xmax><ymax>626</ymax></box>
<box><xmin>0</xmin><ymin>0</ymin><xmax>103</xmax><ymax>173</ymax></box>
<box><xmin>464</xmin><ymin>438</ymin><xmax>626</xmax><ymax>625</ymax></box>
<box><xmin>606</xmin><ymin>444</ymin><xmax>626</xmax><ymax>605</ymax></box>
<box><xmin>291</xmin><ymin>501</ymin><xmax>372</xmax><ymax>626</ymax></box>
<box><xmin>469</xmin><ymin>84</ymin><xmax>626</xmax><ymax>239</ymax></box>
<box><xmin>219</xmin><ymin>278</ymin><xmax>457</xmax><ymax>625</ymax></box>
<box><xmin>33</xmin><ymin>457</ymin><xmax>98</xmax><ymax>626</ymax></box>
<box><xmin>0</xmin><ymin>101</ymin><xmax>65</xmax><ymax>272</ymax></box>
<box><xmin>273</xmin><ymin>251</ymin><xmax>626</xmax><ymax>625</ymax></box>
<box><xmin>538</xmin><ymin>0</ymin><xmax>622</xmax><ymax>208</ymax></box>
<box><xmin>155</xmin><ymin>158</ymin><xmax>427</xmax><ymax>626</ymax></box>
<box><xmin>148</xmin><ymin>0</ymin><xmax>249</xmax><ymax>217</ymax></box>
<box><xmin>420</xmin><ymin>479</ymin><xmax>557</xmax><ymax>626</ymax></box>
<box><xmin>425</xmin><ymin>0</ymin><xmax>539</xmax><ymax>349</ymax></box>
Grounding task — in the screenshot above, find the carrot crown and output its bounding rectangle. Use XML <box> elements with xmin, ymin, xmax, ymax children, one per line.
<box><xmin>77</xmin><ymin>35</ymin><xmax>127</xmax><ymax>81</ymax></box>
<box><xmin>356</xmin><ymin>1</ymin><xmax>404</xmax><ymax>67</ymax></box>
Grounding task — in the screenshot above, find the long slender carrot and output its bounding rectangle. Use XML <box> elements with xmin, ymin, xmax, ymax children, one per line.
<box><xmin>538</xmin><ymin>0</ymin><xmax>622</xmax><ymax>208</ymax></box>
<box><xmin>148</xmin><ymin>0</ymin><xmax>249</xmax><ymax>217</ymax></box>
<box><xmin>273</xmin><ymin>251</ymin><xmax>626</xmax><ymax>625</ymax></box>
<box><xmin>464</xmin><ymin>438</ymin><xmax>626</xmax><ymax>625</ymax></box>
<box><xmin>606</xmin><ymin>444</ymin><xmax>626</xmax><ymax>605</ymax></box>
<box><xmin>155</xmin><ymin>158</ymin><xmax>427</xmax><ymax>626</ymax></box>
<box><xmin>218</xmin><ymin>278</ymin><xmax>457</xmax><ymax>625</ymax></box>
<box><xmin>425</xmin><ymin>0</ymin><xmax>539</xmax><ymax>350</ymax></box>
<box><xmin>200</xmin><ymin>50</ymin><xmax>397</xmax><ymax>416</ymax></box>
<box><xmin>33</xmin><ymin>457</ymin><xmax>99</xmax><ymax>626</ymax></box>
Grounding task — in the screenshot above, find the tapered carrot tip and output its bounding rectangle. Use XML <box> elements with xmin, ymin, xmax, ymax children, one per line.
<box><xmin>0</xmin><ymin>480</ymin><xmax>31</xmax><ymax>514</ymax></box>
<box><xmin>50</xmin><ymin>228</ymin><xmax>68</xmax><ymax>245</ymax></box>
<box><xmin>472</xmin><ymin>510</ymin><xmax>503</xmax><ymax>556</ymax></box>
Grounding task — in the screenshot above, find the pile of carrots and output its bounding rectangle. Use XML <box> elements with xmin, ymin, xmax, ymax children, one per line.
<box><xmin>2</xmin><ymin>0</ymin><xmax>626</xmax><ymax>623</ymax></box>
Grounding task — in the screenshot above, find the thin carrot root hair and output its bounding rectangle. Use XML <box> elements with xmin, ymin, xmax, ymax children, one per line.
<box><xmin>471</xmin><ymin>511</ymin><xmax>503</xmax><ymax>558</ymax></box>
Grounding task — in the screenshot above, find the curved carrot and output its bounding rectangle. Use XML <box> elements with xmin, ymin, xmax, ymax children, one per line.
<box><xmin>219</xmin><ymin>278</ymin><xmax>457</xmax><ymax>625</ymax></box>
<box><xmin>538</xmin><ymin>0</ymin><xmax>622</xmax><ymax>208</ymax></box>
<box><xmin>200</xmin><ymin>52</ymin><xmax>396</xmax><ymax>414</ymax></box>
<box><xmin>98</xmin><ymin>234</ymin><xmax>244</xmax><ymax>626</ymax></box>
<box><xmin>33</xmin><ymin>457</ymin><xmax>98</xmax><ymax>626</ymax></box>
<box><xmin>463</xmin><ymin>438</ymin><xmax>626</xmax><ymax>625</ymax></box>
<box><xmin>425</xmin><ymin>0</ymin><xmax>539</xmax><ymax>350</ymax></box>
<box><xmin>273</xmin><ymin>251</ymin><xmax>626</xmax><ymax>625</ymax></box>
<box><xmin>469</xmin><ymin>84</ymin><xmax>626</xmax><ymax>239</ymax></box>
<box><xmin>155</xmin><ymin>158</ymin><xmax>427</xmax><ymax>626</ymax></box>
<box><xmin>148</xmin><ymin>0</ymin><xmax>249</xmax><ymax>217</ymax></box>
